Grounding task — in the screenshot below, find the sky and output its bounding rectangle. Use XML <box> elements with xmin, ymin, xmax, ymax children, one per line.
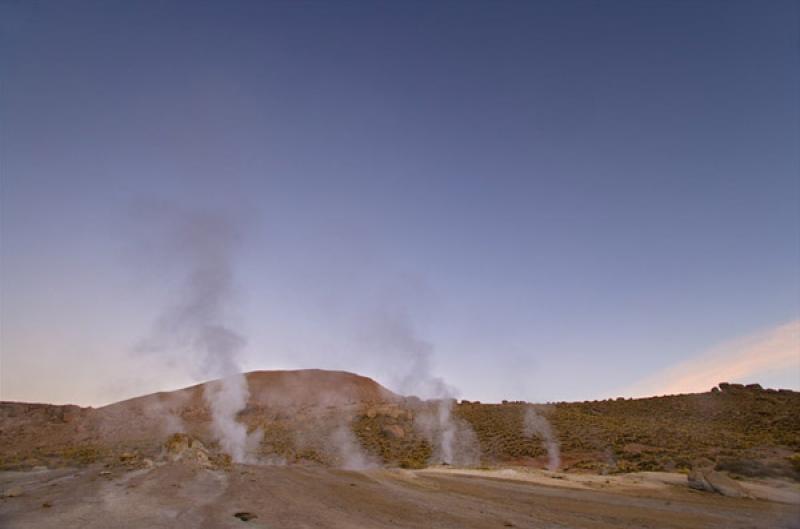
<box><xmin>1</xmin><ymin>0</ymin><xmax>798</xmax><ymax>406</ymax></box>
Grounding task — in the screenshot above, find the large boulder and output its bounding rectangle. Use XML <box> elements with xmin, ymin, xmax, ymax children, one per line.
<box><xmin>688</xmin><ymin>467</ymin><xmax>751</xmax><ymax>498</ymax></box>
<box><xmin>704</xmin><ymin>470</ymin><xmax>751</xmax><ymax>498</ymax></box>
<box><xmin>687</xmin><ymin>468</ymin><xmax>715</xmax><ymax>493</ymax></box>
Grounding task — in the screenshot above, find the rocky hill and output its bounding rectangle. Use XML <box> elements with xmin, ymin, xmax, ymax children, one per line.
<box><xmin>1</xmin><ymin>371</ymin><xmax>798</xmax><ymax>480</ymax></box>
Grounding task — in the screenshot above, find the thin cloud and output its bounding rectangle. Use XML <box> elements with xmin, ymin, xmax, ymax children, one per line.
<box><xmin>623</xmin><ymin>320</ymin><xmax>800</xmax><ymax>398</ymax></box>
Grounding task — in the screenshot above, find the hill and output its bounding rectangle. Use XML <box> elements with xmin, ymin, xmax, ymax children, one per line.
<box><xmin>456</xmin><ymin>383</ymin><xmax>800</xmax><ymax>477</ymax></box>
<box><xmin>0</xmin><ymin>372</ymin><xmax>798</xmax><ymax>480</ymax></box>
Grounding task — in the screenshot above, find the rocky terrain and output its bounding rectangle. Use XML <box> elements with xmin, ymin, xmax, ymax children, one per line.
<box><xmin>1</xmin><ymin>370</ymin><xmax>799</xmax><ymax>528</ymax></box>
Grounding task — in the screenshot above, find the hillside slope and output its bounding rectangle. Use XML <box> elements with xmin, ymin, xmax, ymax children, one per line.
<box><xmin>1</xmin><ymin>373</ymin><xmax>797</xmax><ymax>479</ymax></box>
<box><xmin>455</xmin><ymin>383</ymin><xmax>800</xmax><ymax>477</ymax></box>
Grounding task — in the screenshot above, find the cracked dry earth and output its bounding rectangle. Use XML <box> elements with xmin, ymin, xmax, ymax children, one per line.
<box><xmin>1</xmin><ymin>464</ymin><xmax>799</xmax><ymax>529</ymax></box>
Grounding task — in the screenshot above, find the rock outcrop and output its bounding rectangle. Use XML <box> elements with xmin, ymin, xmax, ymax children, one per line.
<box><xmin>164</xmin><ymin>433</ymin><xmax>213</xmax><ymax>468</ymax></box>
<box><xmin>688</xmin><ymin>461</ymin><xmax>751</xmax><ymax>498</ymax></box>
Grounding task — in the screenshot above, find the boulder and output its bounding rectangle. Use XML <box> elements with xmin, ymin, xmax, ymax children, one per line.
<box><xmin>2</xmin><ymin>487</ymin><xmax>23</xmax><ymax>498</ymax></box>
<box><xmin>687</xmin><ymin>468</ymin><xmax>715</xmax><ymax>492</ymax></box>
<box><xmin>382</xmin><ymin>424</ymin><xmax>405</xmax><ymax>439</ymax></box>
<box><xmin>687</xmin><ymin>468</ymin><xmax>751</xmax><ymax>498</ymax></box>
<box><xmin>704</xmin><ymin>470</ymin><xmax>751</xmax><ymax>498</ymax></box>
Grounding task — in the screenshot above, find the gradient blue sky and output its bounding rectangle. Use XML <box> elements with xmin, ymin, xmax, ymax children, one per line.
<box><xmin>1</xmin><ymin>0</ymin><xmax>798</xmax><ymax>406</ymax></box>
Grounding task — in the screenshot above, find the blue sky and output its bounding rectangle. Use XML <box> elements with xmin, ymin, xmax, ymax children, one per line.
<box><xmin>1</xmin><ymin>1</ymin><xmax>798</xmax><ymax>405</ymax></box>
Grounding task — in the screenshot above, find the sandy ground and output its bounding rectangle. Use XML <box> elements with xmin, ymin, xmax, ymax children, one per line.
<box><xmin>420</xmin><ymin>466</ymin><xmax>800</xmax><ymax>504</ymax></box>
<box><xmin>1</xmin><ymin>464</ymin><xmax>799</xmax><ymax>529</ymax></box>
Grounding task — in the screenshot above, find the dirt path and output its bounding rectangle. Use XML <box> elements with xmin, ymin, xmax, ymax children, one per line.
<box><xmin>2</xmin><ymin>464</ymin><xmax>798</xmax><ymax>528</ymax></box>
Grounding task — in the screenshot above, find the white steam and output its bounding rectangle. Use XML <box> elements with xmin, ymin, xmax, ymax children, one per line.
<box><xmin>134</xmin><ymin>206</ymin><xmax>258</xmax><ymax>462</ymax></box>
<box><xmin>141</xmin><ymin>392</ymin><xmax>188</xmax><ymax>435</ymax></box>
<box><xmin>331</xmin><ymin>424</ymin><xmax>378</xmax><ymax>470</ymax></box>
<box><xmin>362</xmin><ymin>303</ymin><xmax>479</xmax><ymax>466</ymax></box>
<box><xmin>523</xmin><ymin>405</ymin><xmax>560</xmax><ymax>471</ymax></box>
<box><xmin>205</xmin><ymin>375</ymin><xmax>253</xmax><ymax>463</ymax></box>
<box><xmin>414</xmin><ymin>398</ymin><xmax>479</xmax><ymax>466</ymax></box>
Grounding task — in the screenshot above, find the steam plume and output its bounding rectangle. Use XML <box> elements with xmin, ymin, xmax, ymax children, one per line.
<box><xmin>331</xmin><ymin>424</ymin><xmax>378</xmax><ymax>470</ymax></box>
<box><xmin>523</xmin><ymin>405</ymin><xmax>560</xmax><ymax>471</ymax></box>
<box><xmin>362</xmin><ymin>303</ymin><xmax>479</xmax><ymax>466</ymax></box>
<box><xmin>134</xmin><ymin>205</ymin><xmax>256</xmax><ymax>462</ymax></box>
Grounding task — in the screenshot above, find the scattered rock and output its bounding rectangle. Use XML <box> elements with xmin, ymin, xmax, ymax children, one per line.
<box><xmin>234</xmin><ymin>512</ymin><xmax>258</xmax><ymax>521</ymax></box>
<box><xmin>99</xmin><ymin>471</ymin><xmax>112</xmax><ymax>477</ymax></box>
<box><xmin>42</xmin><ymin>502</ymin><xmax>52</xmax><ymax>508</ymax></box>
<box><xmin>3</xmin><ymin>487</ymin><xmax>23</xmax><ymax>498</ymax></box>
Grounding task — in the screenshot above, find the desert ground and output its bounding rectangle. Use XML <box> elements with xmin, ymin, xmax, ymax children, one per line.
<box><xmin>2</xmin><ymin>462</ymin><xmax>799</xmax><ymax>529</ymax></box>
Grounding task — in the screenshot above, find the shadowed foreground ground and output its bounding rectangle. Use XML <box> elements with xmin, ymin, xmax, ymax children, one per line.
<box><xmin>2</xmin><ymin>463</ymin><xmax>798</xmax><ymax>529</ymax></box>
